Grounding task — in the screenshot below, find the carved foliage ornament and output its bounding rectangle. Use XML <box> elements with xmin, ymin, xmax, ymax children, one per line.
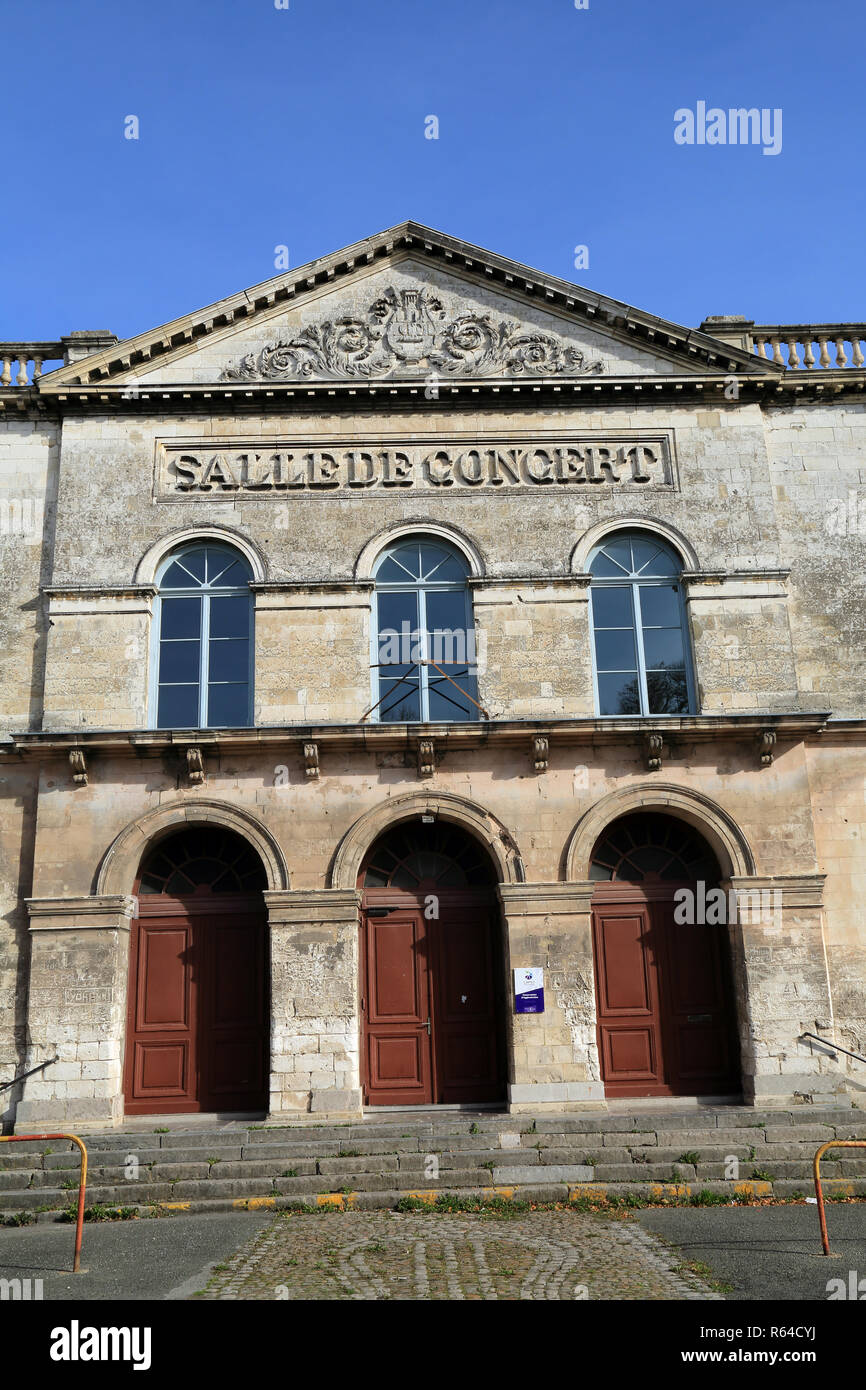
<box><xmin>222</xmin><ymin>287</ymin><xmax>604</xmax><ymax>382</ymax></box>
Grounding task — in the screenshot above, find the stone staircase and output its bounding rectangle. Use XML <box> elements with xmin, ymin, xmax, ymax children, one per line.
<box><xmin>2</xmin><ymin>1107</ymin><xmax>864</xmax><ymax>1220</ymax></box>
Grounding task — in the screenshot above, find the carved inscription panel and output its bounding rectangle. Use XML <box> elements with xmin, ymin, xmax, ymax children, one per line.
<box><xmin>155</xmin><ymin>433</ymin><xmax>677</xmax><ymax>499</ymax></box>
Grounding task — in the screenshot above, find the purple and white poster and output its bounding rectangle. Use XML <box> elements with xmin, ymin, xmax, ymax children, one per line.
<box><xmin>514</xmin><ymin>967</ymin><xmax>544</xmax><ymax>1014</ymax></box>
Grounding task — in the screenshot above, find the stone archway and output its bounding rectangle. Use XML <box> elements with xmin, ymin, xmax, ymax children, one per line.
<box><xmin>564</xmin><ymin>783</ymin><xmax>756</xmax><ymax>883</ymax></box>
<box><xmin>330</xmin><ymin>790</ymin><xmax>524</xmax><ymax>890</ymax></box>
<box><xmin>97</xmin><ymin>798</ymin><xmax>290</xmax><ymax>897</ymax></box>
<box><xmin>586</xmin><ymin>809</ymin><xmax>742</xmax><ymax>1098</ymax></box>
<box><xmin>332</xmin><ymin>792</ymin><xmax>521</xmax><ymax>1109</ymax></box>
<box><xmin>124</xmin><ymin>824</ymin><xmax>271</xmax><ymax>1114</ymax></box>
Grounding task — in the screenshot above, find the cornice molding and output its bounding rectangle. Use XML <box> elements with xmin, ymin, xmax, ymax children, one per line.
<box><xmin>2</xmin><ymin>712</ymin><xmax>833</xmax><ymax>762</ymax></box>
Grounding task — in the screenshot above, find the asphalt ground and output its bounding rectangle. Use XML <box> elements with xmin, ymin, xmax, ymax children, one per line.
<box><xmin>637</xmin><ymin>1201</ymin><xmax>866</xmax><ymax>1300</ymax></box>
<box><xmin>2</xmin><ymin>1202</ymin><xmax>865</xmax><ymax>1304</ymax></box>
<box><xmin>0</xmin><ymin>1211</ymin><xmax>269</xmax><ymax>1301</ymax></box>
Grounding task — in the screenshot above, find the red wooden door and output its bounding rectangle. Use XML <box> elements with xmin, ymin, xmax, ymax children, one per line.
<box><xmin>432</xmin><ymin>909</ymin><xmax>504</xmax><ymax>1103</ymax></box>
<box><xmin>592</xmin><ymin>889</ymin><xmax>738</xmax><ymax>1097</ymax></box>
<box><xmin>362</xmin><ymin>906</ymin><xmax>434</xmax><ymax>1106</ymax></box>
<box><xmin>361</xmin><ymin>893</ymin><xmax>505</xmax><ymax>1106</ymax></box>
<box><xmin>593</xmin><ymin>899</ymin><xmax>663</xmax><ymax>1093</ymax></box>
<box><xmin>125</xmin><ymin>898</ymin><xmax>268</xmax><ymax>1114</ymax></box>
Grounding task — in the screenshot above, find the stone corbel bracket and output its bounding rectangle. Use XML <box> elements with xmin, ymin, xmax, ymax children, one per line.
<box><xmin>186</xmin><ymin>746</ymin><xmax>205</xmax><ymax>786</ymax></box>
<box><xmin>418</xmin><ymin>739</ymin><xmax>436</xmax><ymax>778</ymax></box>
<box><xmin>757</xmin><ymin>729</ymin><xmax>776</xmax><ymax>766</ymax></box>
<box><xmin>532</xmin><ymin>735</ymin><xmax>549</xmax><ymax>773</ymax></box>
<box><xmin>644</xmin><ymin>732</ymin><xmax>664</xmax><ymax>771</ymax></box>
<box><xmin>304</xmin><ymin>742</ymin><xmax>320</xmax><ymax>779</ymax></box>
<box><xmin>69</xmin><ymin>747</ymin><xmax>87</xmax><ymax>786</ymax></box>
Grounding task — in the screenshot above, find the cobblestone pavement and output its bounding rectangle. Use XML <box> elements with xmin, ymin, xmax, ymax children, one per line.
<box><xmin>194</xmin><ymin>1210</ymin><xmax>723</xmax><ymax>1301</ymax></box>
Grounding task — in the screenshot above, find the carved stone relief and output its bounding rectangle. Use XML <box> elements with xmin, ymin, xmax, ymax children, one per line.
<box><xmin>222</xmin><ymin>286</ymin><xmax>604</xmax><ymax>382</ymax></box>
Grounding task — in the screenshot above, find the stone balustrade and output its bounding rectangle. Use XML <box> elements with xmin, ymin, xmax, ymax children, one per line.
<box><xmin>0</xmin><ymin>342</ymin><xmax>64</xmax><ymax>387</ymax></box>
<box><xmin>752</xmin><ymin>324</ymin><xmax>866</xmax><ymax>370</ymax></box>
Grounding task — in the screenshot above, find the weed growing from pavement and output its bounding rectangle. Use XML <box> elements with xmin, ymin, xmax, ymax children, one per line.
<box><xmin>60</xmin><ymin>1203</ymin><xmax>138</xmax><ymax>1222</ymax></box>
<box><xmin>671</xmin><ymin>1258</ymin><xmax>735</xmax><ymax>1295</ymax></box>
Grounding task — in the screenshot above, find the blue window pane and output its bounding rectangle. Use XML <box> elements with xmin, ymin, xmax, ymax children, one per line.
<box><xmin>209</xmin><ymin>557</ymin><xmax>251</xmax><ymax>588</ymax></box>
<box><xmin>207</xmin><ymin>682</ymin><xmax>250</xmax><ymax>727</ymax></box>
<box><xmin>646</xmin><ymin>668</ymin><xmax>689</xmax><ymax>714</ymax></box>
<box><xmin>157</xmin><ymin>684</ymin><xmax>199</xmax><ymax>728</ymax></box>
<box><xmin>590</xmin><ymin>539</ymin><xmax>632</xmax><ymax>576</ymax></box>
<box><xmin>428</xmin><ymin>673</ymin><xmax>477</xmax><ymax>721</ymax></box>
<box><xmin>161</xmin><ymin>597</ymin><xmax>201</xmax><ymax>639</ymax></box>
<box><xmin>633</xmin><ymin>541</ymin><xmax>679</xmax><ymax>577</ymax></box>
<box><xmin>639</xmin><ymin>584</ymin><xmax>681</xmax><ymax>626</ymax></box>
<box><xmin>378</xmin><ymin>681</ymin><xmax>421</xmax><ymax>722</ymax></box>
<box><xmin>592</xmin><ymin>586</ymin><xmax>634</xmax><ymax>627</ymax></box>
<box><xmin>210</xmin><ymin>596</ymin><xmax>250</xmax><ymax>638</ymax></box>
<box><xmin>160</xmin><ymin>638</ymin><xmax>200</xmax><ymax>683</ymax></box>
<box><xmin>643</xmin><ymin>628</ymin><xmax>685</xmax><ymax>671</ymax></box>
<box><xmin>208</xmin><ymin>638</ymin><xmax>249</xmax><ymax>682</ymax></box>
<box><xmin>161</xmin><ymin>551</ymin><xmax>207</xmax><ymax>588</ymax></box>
<box><xmin>594</xmin><ymin>629</ymin><xmax>637</xmax><ymax>672</ymax></box>
<box><xmin>376</xmin><ymin>553</ymin><xmax>419</xmax><ymax>583</ymax></box>
<box><xmin>377</xmin><ymin>591</ymin><xmax>420</xmax><ymax>665</ymax></box>
<box><xmin>597</xmin><ymin>673</ymin><xmax>641</xmax><ymax>715</ymax></box>
<box><xmin>421</xmin><ymin>548</ymin><xmax>466</xmax><ymax>582</ymax></box>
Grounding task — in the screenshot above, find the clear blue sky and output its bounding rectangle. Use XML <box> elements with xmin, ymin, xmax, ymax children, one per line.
<box><xmin>3</xmin><ymin>0</ymin><xmax>863</xmax><ymax>342</ymax></box>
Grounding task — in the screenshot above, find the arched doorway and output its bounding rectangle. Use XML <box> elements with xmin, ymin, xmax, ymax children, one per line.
<box><xmin>124</xmin><ymin>827</ymin><xmax>269</xmax><ymax>1115</ymax></box>
<box><xmin>590</xmin><ymin>812</ymin><xmax>740</xmax><ymax>1098</ymax></box>
<box><xmin>359</xmin><ymin>820</ymin><xmax>507</xmax><ymax>1106</ymax></box>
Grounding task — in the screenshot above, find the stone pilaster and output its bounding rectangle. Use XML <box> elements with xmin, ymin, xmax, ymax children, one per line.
<box><xmin>264</xmin><ymin>888</ymin><xmax>363</xmax><ymax>1118</ymax></box>
<box><xmin>498</xmin><ymin>881</ymin><xmax>604</xmax><ymax>1111</ymax></box>
<box><xmin>16</xmin><ymin>895</ymin><xmax>136</xmax><ymax>1130</ymax></box>
<box><xmin>724</xmin><ymin>874</ymin><xmax>841</xmax><ymax>1106</ymax></box>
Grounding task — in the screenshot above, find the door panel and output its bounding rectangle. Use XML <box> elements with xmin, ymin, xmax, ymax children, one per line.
<box><xmin>125</xmin><ymin>902</ymin><xmax>267</xmax><ymax>1115</ymax></box>
<box><xmin>433</xmin><ymin>912</ymin><xmax>503</xmax><ymax>1103</ymax></box>
<box><xmin>593</xmin><ymin>904</ymin><xmax>665</xmax><ymax>1091</ymax></box>
<box><xmin>204</xmin><ymin>916</ymin><xmax>267</xmax><ymax>1108</ymax></box>
<box><xmin>361</xmin><ymin>897</ymin><xmax>505</xmax><ymax>1106</ymax></box>
<box><xmin>593</xmin><ymin>891</ymin><xmax>738</xmax><ymax>1098</ymax></box>
<box><xmin>655</xmin><ymin>899</ymin><xmax>737</xmax><ymax>1091</ymax></box>
<box><xmin>364</xmin><ymin>910</ymin><xmax>433</xmax><ymax>1105</ymax></box>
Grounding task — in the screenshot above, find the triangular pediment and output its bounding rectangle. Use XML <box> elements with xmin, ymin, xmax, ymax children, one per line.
<box><xmin>38</xmin><ymin>222</ymin><xmax>769</xmax><ymax>391</ymax></box>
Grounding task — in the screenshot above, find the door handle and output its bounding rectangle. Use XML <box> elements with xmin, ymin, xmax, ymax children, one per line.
<box><xmin>424</xmin><ymin>1017</ymin><xmax>431</xmax><ymax>1035</ymax></box>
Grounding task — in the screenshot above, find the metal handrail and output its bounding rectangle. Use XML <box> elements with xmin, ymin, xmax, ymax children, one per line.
<box><xmin>813</xmin><ymin>1140</ymin><xmax>866</xmax><ymax>1256</ymax></box>
<box><xmin>0</xmin><ymin>1133</ymin><xmax>88</xmax><ymax>1272</ymax></box>
<box><xmin>801</xmin><ymin>1032</ymin><xmax>866</xmax><ymax>1066</ymax></box>
<box><xmin>0</xmin><ymin>1055</ymin><xmax>60</xmax><ymax>1094</ymax></box>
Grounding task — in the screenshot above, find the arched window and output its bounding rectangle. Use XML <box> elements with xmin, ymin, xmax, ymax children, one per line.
<box><xmin>589</xmin><ymin>532</ymin><xmax>694</xmax><ymax>715</ymax></box>
<box><xmin>371</xmin><ymin>538</ymin><xmax>480</xmax><ymax>722</ymax></box>
<box><xmin>138</xmin><ymin>827</ymin><xmax>267</xmax><ymax>895</ymax></box>
<box><xmin>589</xmin><ymin>813</ymin><xmax>719</xmax><ymax>883</ymax></box>
<box><xmin>152</xmin><ymin>542</ymin><xmax>253</xmax><ymax>729</ymax></box>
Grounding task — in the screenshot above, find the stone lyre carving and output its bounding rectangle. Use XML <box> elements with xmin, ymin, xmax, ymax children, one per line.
<box><xmin>418</xmin><ymin>740</ymin><xmax>436</xmax><ymax>778</ymax></box>
<box><xmin>304</xmin><ymin>743</ymin><xmax>320</xmax><ymax>779</ymax></box>
<box><xmin>222</xmin><ymin>286</ymin><xmax>604</xmax><ymax>383</ymax></box>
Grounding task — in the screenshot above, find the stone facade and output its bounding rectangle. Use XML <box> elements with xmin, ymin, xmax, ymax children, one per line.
<box><xmin>1</xmin><ymin>223</ymin><xmax>864</xmax><ymax>1128</ymax></box>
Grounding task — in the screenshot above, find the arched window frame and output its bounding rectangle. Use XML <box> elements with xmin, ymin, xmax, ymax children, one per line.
<box><xmin>149</xmin><ymin>542</ymin><xmax>255</xmax><ymax>730</ymax></box>
<box><xmin>370</xmin><ymin>536</ymin><xmax>479</xmax><ymax>724</ymax></box>
<box><xmin>588</xmin><ymin>531</ymin><xmax>697</xmax><ymax>717</ymax></box>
